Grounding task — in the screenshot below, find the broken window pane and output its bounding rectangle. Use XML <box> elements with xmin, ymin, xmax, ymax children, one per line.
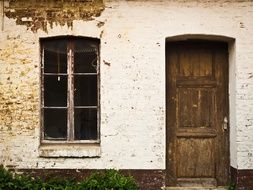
<box><xmin>74</xmin><ymin>108</ymin><xmax>97</xmax><ymax>140</ymax></box>
<box><xmin>74</xmin><ymin>40</ymin><xmax>98</xmax><ymax>73</ymax></box>
<box><xmin>44</xmin><ymin>39</ymin><xmax>67</xmax><ymax>73</ymax></box>
<box><xmin>44</xmin><ymin>108</ymin><xmax>67</xmax><ymax>140</ymax></box>
<box><xmin>44</xmin><ymin>75</ymin><xmax>67</xmax><ymax>107</ymax></box>
<box><xmin>74</xmin><ymin>75</ymin><xmax>97</xmax><ymax>106</ymax></box>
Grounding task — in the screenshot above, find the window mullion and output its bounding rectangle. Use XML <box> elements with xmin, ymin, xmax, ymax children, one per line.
<box><xmin>41</xmin><ymin>44</ymin><xmax>45</xmax><ymax>141</ymax></box>
<box><xmin>67</xmin><ymin>41</ymin><xmax>74</xmax><ymax>141</ymax></box>
<box><xmin>96</xmin><ymin>50</ymin><xmax>100</xmax><ymax>142</ymax></box>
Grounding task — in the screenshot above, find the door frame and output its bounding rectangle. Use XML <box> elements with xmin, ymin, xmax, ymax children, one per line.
<box><xmin>165</xmin><ymin>35</ymin><xmax>234</xmax><ymax>187</ymax></box>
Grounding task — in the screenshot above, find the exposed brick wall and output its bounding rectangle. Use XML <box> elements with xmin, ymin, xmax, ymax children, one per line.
<box><xmin>4</xmin><ymin>0</ymin><xmax>104</xmax><ymax>32</ymax></box>
<box><xmin>0</xmin><ymin>2</ymin><xmax>253</xmax><ymax>189</ymax></box>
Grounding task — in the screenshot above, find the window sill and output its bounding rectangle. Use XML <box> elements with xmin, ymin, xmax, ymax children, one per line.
<box><xmin>39</xmin><ymin>144</ymin><xmax>101</xmax><ymax>158</ymax></box>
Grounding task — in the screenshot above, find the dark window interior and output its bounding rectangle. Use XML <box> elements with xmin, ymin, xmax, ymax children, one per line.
<box><xmin>44</xmin><ymin>75</ymin><xmax>67</xmax><ymax>107</ymax></box>
<box><xmin>74</xmin><ymin>75</ymin><xmax>97</xmax><ymax>106</ymax></box>
<box><xmin>74</xmin><ymin>39</ymin><xmax>97</xmax><ymax>73</ymax></box>
<box><xmin>44</xmin><ymin>108</ymin><xmax>67</xmax><ymax>140</ymax></box>
<box><xmin>74</xmin><ymin>108</ymin><xmax>97</xmax><ymax>140</ymax></box>
<box><xmin>43</xmin><ymin>40</ymin><xmax>67</xmax><ymax>73</ymax></box>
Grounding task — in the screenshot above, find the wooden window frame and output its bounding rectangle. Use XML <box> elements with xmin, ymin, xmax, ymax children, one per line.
<box><xmin>40</xmin><ymin>37</ymin><xmax>100</xmax><ymax>144</ymax></box>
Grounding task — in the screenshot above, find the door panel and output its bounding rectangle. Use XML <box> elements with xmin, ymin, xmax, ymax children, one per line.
<box><xmin>177</xmin><ymin>138</ymin><xmax>215</xmax><ymax>178</ymax></box>
<box><xmin>178</xmin><ymin>49</ymin><xmax>213</xmax><ymax>77</ymax></box>
<box><xmin>178</xmin><ymin>88</ymin><xmax>214</xmax><ymax>128</ymax></box>
<box><xmin>166</xmin><ymin>41</ymin><xmax>229</xmax><ymax>187</ymax></box>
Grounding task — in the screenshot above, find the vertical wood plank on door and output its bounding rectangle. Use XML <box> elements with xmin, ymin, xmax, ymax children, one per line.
<box><xmin>199</xmin><ymin>49</ymin><xmax>213</xmax><ymax>77</ymax></box>
<box><xmin>166</xmin><ymin>48</ymin><xmax>178</xmax><ymax>186</ymax></box>
<box><xmin>179</xmin><ymin>51</ymin><xmax>191</xmax><ymax>76</ymax></box>
<box><xmin>214</xmin><ymin>47</ymin><xmax>229</xmax><ymax>185</ymax></box>
<box><xmin>191</xmin><ymin>49</ymin><xmax>200</xmax><ymax>77</ymax></box>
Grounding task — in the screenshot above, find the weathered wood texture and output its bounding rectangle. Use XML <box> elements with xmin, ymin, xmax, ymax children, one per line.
<box><xmin>166</xmin><ymin>41</ymin><xmax>229</xmax><ymax>187</ymax></box>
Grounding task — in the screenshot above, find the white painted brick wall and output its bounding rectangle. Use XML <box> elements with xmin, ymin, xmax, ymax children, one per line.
<box><xmin>0</xmin><ymin>0</ymin><xmax>253</xmax><ymax>170</ymax></box>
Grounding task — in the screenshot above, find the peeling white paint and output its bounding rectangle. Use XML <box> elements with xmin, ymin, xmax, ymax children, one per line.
<box><xmin>0</xmin><ymin>0</ymin><xmax>253</xmax><ymax>170</ymax></box>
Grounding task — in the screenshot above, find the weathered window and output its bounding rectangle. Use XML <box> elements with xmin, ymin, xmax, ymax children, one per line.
<box><xmin>41</xmin><ymin>37</ymin><xmax>100</xmax><ymax>143</ymax></box>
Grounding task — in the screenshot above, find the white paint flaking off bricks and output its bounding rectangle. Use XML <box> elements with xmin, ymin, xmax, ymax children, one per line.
<box><xmin>0</xmin><ymin>0</ymin><xmax>253</xmax><ymax>170</ymax></box>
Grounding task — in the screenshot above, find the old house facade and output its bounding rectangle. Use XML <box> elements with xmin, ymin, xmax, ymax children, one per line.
<box><xmin>0</xmin><ymin>0</ymin><xmax>253</xmax><ymax>189</ymax></box>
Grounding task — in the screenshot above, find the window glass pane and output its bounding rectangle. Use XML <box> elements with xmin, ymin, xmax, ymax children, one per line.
<box><xmin>74</xmin><ymin>108</ymin><xmax>97</xmax><ymax>140</ymax></box>
<box><xmin>74</xmin><ymin>75</ymin><xmax>97</xmax><ymax>106</ymax></box>
<box><xmin>74</xmin><ymin>40</ymin><xmax>98</xmax><ymax>73</ymax></box>
<box><xmin>44</xmin><ymin>39</ymin><xmax>67</xmax><ymax>73</ymax></box>
<box><xmin>44</xmin><ymin>75</ymin><xmax>67</xmax><ymax>107</ymax></box>
<box><xmin>44</xmin><ymin>108</ymin><xmax>67</xmax><ymax>140</ymax></box>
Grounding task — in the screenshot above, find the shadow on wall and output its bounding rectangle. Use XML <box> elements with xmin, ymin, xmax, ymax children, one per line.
<box><xmin>166</xmin><ymin>34</ymin><xmax>235</xmax><ymax>43</ymax></box>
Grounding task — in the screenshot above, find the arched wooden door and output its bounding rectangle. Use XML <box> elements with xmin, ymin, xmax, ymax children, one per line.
<box><xmin>166</xmin><ymin>41</ymin><xmax>229</xmax><ymax>187</ymax></box>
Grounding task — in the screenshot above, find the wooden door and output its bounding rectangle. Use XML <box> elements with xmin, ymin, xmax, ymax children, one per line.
<box><xmin>166</xmin><ymin>41</ymin><xmax>229</xmax><ymax>187</ymax></box>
